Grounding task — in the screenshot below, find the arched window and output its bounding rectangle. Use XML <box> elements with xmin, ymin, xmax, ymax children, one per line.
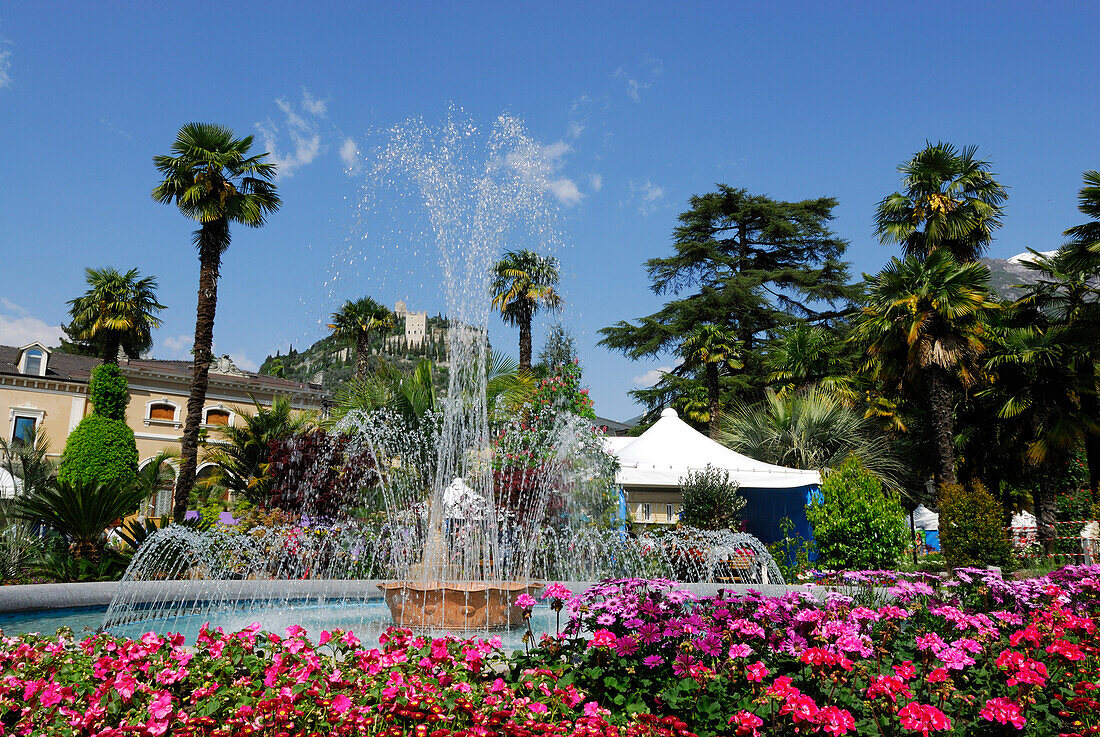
<box><xmin>149</xmin><ymin>403</ymin><xmax>175</xmax><ymax>421</ymax></box>
<box><xmin>144</xmin><ymin>399</ymin><xmax>181</xmax><ymax>427</ymax></box>
<box><xmin>204</xmin><ymin>408</ymin><xmax>231</xmax><ymax>426</ymax></box>
<box><xmin>139</xmin><ymin>458</ymin><xmax>177</xmax><ymax>518</ymax></box>
<box><xmin>18</xmin><ymin>345</ymin><xmax>48</xmax><ymax>376</ymax></box>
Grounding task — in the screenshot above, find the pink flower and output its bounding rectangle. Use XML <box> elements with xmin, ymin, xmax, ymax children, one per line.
<box><xmin>331</xmin><ymin>693</ymin><xmax>352</xmax><ymax>714</ymax></box>
<box><xmin>728</xmin><ymin>710</ymin><xmax>764</xmax><ymax>736</ymax></box>
<box><xmin>516</xmin><ymin>593</ymin><xmax>536</xmax><ymax>609</ymax></box>
<box><xmin>588</xmin><ymin>629</ymin><xmax>617</xmax><ymax>650</ymax></box>
<box><xmin>148</xmin><ymin>691</ymin><xmax>173</xmax><ymax>721</ymax></box>
<box><xmin>543</xmin><ymin>583</ymin><xmax>573</xmax><ymax>602</ymax></box>
<box><xmin>529</xmin><ymin>702</ymin><xmax>549</xmax><ymax>714</ymax></box>
<box><xmin>817</xmin><ymin>705</ymin><xmax>856</xmax><ymax>736</ymax></box>
<box><xmin>781</xmin><ymin>693</ymin><xmax>820</xmax><ymax>723</ymax></box>
<box><xmin>746</xmin><ymin>661</ymin><xmax>768</xmax><ymax>683</ymax></box>
<box><xmin>114</xmin><ymin>672</ymin><xmax>137</xmax><ymax>700</ymax></box>
<box><xmin>897</xmin><ymin>702</ymin><xmax>952</xmax><ymax>736</ymax></box>
<box><xmin>980</xmin><ymin>697</ymin><xmax>1026</xmax><ymax>730</ymax></box>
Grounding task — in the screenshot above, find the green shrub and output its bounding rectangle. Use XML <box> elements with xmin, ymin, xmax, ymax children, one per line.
<box><xmin>88</xmin><ymin>363</ymin><xmax>130</xmax><ymax>420</ymax></box>
<box><xmin>678</xmin><ymin>465</ymin><xmax>746</xmax><ymax>530</ymax></box>
<box><xmin>806</xmin><ymin>455</ymin><xmax>909</xmax><ymax>570</ymax></box>
<box><xmin>938</xmin><ymin>479</ymin><xmax>1011</xmax><ymax>568</ymax></box>
<box><xmin>58</xmin><ymin>415</ymin><xmax>138</xmax><ymax>489</ymax></box>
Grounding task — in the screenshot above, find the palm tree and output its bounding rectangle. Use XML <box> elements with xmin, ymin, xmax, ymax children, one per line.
<box><xmin>1060</xmin><ymin>171</ymin><xmax>1100</xmax><ymax>501</ymax></box>
<box><xmin>853</xmin><ymin>250</ymin><xmax>995</xmax><ymax>486</ymax></box>
<box><xmin>491</xmin><ymin>250</ymin><xmax>564</xmax><ymax>370</ymax></box>
<box><xmin>981</xmin><ymin>323</ymin><xmax>1090</xmax><ymax>547</ymax></box>
<box><xmin>875</xmin><ymin>142</ymin><xmax>1008</xmax><ymax>262</ymax></box>
<box><xmin>680</xmin><ymin>324</ymin><xmax>743</xmax><ymax>439</ymax></box>
<box><xmin>12</xmin><ymin>477</ymin><xmax>147</xmax><ymax>564</ymax></box>
<box><xmin>720</xmin><ymin>388</ymin><xmax>905</xmax><ymax>489</ymax></box>
<box><xmin>328</xmin><ymin>297</ymin><xmax>394</xmax><ymax>380</ymax></box>
<box><xmin>201</xmin><ymin>396</ymin><xmax>311</xmax><ymax>505</ymax></box>
<box><xmin>65</xmin><ymin>267</ymin><xmax>166</xmax><ymax>362</ymax></box>
<box><xmin>765</xmin><ymin>323</ymin><xmax>857</xmax><ymax>401</ymax></box>
<box><xmin>152</xmin><ymin>123</ymin><xmax>281</xmax><ymax>522</ymax></box>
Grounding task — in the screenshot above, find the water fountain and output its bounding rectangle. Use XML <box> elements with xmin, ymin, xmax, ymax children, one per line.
<box><xmin>101</xmin><ymin>110</ymin><xmax>784</xmax><ymax>642</ymax></box>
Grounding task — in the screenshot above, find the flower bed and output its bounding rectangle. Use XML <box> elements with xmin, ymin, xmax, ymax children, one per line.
<box><xmin>1</xmin><ymin>567</ymin><xmax>1099</xmax><ymax>736</ymax></box>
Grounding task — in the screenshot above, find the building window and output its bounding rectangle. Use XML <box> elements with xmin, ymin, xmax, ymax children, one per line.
<box><xmin>204</xmin><ymin>408</ymin><xmax>231</xmax><ymax>426</ymax></box>
<box><xmin>642</xmin><ymin>503</ymin><xmax>652</xmax><ymax>522</ymax></box>
<box><xmin>666</xmin><ymin>503</ymin><xmax>675</xmax><ymax>523</ymax></box>
<box><xmin>144</xmin><ymin>399</ymin><xmax>181</xmax><ymax>427</ymax></box>
<box><xmin>149</xmin><ymin>404</ymin><xmax>175</xmax><ymax>421</ymax></box>
<box><xmin>18</xmin><ymin>345</ymin><xmax>48</xmax><ymax>376</ymax></box>
<box><xmin>11</xmin><ymin>416</ymin><xmax>36</xmax><ymax>447</ymax></box>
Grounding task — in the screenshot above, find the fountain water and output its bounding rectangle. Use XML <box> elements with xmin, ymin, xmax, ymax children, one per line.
<box><xmin>102</xmin><ymin>110</ymin><xmax>784</xmax><ymax>641</ymax></box>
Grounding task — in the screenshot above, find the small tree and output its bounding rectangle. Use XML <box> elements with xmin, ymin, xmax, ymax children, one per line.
<box><xmin>58</xmin><ymin>364</ymin><xmax>138</xmax><ymax>489</ymax></box>
<box><xmin>806</xmin><ymin>456</ymin><xmax>909</xmax><ymax>570</ymax></box>
<box><xmin>938</xmin><ymin>480</ymin><xmax>1011</xmax><ymax>568</ymax></box>
<box><xmin>678</xmin><ymin>466</ymin><xmax>745</xmax><ymax>530</ymax></box>
<box><xmin>87</xmin><ymin>364</ymin><xmax>130</xmax><ymax>420</ymax></box>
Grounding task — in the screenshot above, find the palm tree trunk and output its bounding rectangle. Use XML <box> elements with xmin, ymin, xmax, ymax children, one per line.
<box><xmin>1080</xmin><ymin>356</ymin><xmax>1100</xmax><ymax>505</ymax></box>
<box><xmin>926</xmin><ymin>366</ymin><xmax>957</xmax><ymax>486</ymax></box>
<box><xmin>1035</xmin><ymin>469</ymin><xmax>1059</xmax><ymax>553</ymax></box>
<box><xmin>102</xmin><ymin>334</ymin><xmax>121</xmax><ymax>364</ymax></box>
<box><xmin>356</xmin><ymin>332</ymin><xmax>371</xmax><ymax>380</ymax></box>
<box><xmin>519</xmin><ymin>317</ymin><xmax>532</xmax><ymax>370</ymax></box>
<box><xmin>706</xmin><ymin>363</ymin><xmax>721</xmax><ymax>440</ymax></box>
<box><xmin>174</xmin><ymin>222</ymin><xmax>226</xmax><ymax>523</ymax></box>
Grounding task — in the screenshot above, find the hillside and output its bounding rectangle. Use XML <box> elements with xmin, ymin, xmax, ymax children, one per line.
<box><xmin>257</xmin><ymin>316</ymin><xmax>451</xmax><ymax>392</ymax></box>
<box><xmin>979</xmin><ymin>250</ymin><xmax>1051</xmax><ymax>301</ymax></box>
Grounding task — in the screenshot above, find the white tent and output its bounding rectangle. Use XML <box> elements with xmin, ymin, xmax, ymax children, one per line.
<box><xmin>0</xmin><ymin>468</ymin><xmax>20</xmax><ymax>500</ymax></box>
<box><xmin>612</xmin><ymin>408</ymin><xmax>821</xmax><ymax>489</ymax></box>
<box><xmin>911</xmin><ymin>504</ymin><xmax>939</xmax><ymax>531</ymax></box>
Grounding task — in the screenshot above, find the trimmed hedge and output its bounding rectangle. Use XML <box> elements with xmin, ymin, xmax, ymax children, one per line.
<box><xmin>938</xmin><ymin>479</ymin><xmax>1011</xmax><ymax>568</ymax></box>
<box><xmin>87</xmin><ymin>363</ymin><xmax>130</xmax><ymax>420</ymax></box>
<box><xmin>806</xmin><ymin>455</ymin><xmax>910</xmax><ymax>570</ymax></box>
<box><xmin>57</xmin><ymin>415</ymin><xmax>138</xmax><ymax>489</ymax></box>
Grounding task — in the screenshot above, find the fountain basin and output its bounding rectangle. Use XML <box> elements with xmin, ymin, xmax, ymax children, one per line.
<box><xmin>378</xmin><ymin>581</ymin><xmax>543</xmax><ymax>630</ymax></box>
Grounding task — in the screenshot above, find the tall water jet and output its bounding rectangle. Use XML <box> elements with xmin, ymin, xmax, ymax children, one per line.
<box><xmin>362</xmin><ymin>111</ymin><xmax>566</xmax><ymax>627</ymax></box>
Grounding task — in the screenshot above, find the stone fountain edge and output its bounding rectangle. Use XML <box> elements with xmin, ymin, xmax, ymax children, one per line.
<box><xmin>0</xmin><ymin>580</ymin><xmax>848</xmax><ymax>615</ymax></box>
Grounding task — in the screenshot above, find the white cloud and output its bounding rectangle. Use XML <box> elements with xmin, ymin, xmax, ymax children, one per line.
<box><xmin>537</xmin><ymin>140</ymin><xmax>584</xmax><ymax>207</ymax></box>
<box><xmin>339</xmin><ymin>137</ymin><xmax>360</xmax><ymax>174</ymax></box>
<box><xmin>632</xmin><ymin>366</ymin><xmax>672</xmax><ymax>387</ymax></box>
<box><xmin>548</xmin><ymin>179</ymin><xmax>582</xmax><ymax>206</ymax></box>
<box><xmin>0</xmin><ymin>32</ymin><xmax>12</xmax><ymax>90</ymax></box>
<box><xmin>567</xmin><ymin>120</ymin><xmax>584</xmax><ymax>139</ymax></box>
<box><xmin>0</xmin><ymin>299</ymin><xmax>63</xmax><ymax>346</ymax></box>
<box><xmin>542</xmin><ymin>140</ymin><xmax>572</xmax><ymax>163</ymax></box>
<box><xmin>255</xmin><ymin>88</ymin><xmax>326</xmax><ymax>177</ymax></box>
<box><xmin>614</xmin><ymin>55</ymin><xmax>663</xmax><ymax>102</ymax></box>
<box><xmin>228</xmin><ymin>352</ymin><xmax>259</xmax><ymax>372</ymax></box>
<box><xmin>162</xmin><ymin>334</ymin><xmax>193</xmax><ymax>358</ymax></box>
<box><xmin>588</xmin><ymin>173</ymin><xmax>603</xmax><ymax>192</ymax></box>
<box><xmin>629</xmin><ymin>179</ymin><xmax>665</xmax><ymax>215</ymax></box>
<box><xmin>300</xmin><ymin>89</ymin><xmax>328</xmax><ymax>116</ymax></box>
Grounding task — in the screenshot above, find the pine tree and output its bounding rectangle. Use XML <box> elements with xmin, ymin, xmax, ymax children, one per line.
<box><xmin>600</xmin><ymin>186</ymin><xmax>854</xmax><ymax>412</ymax></box>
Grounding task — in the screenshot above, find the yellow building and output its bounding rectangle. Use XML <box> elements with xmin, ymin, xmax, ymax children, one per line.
<box><xmin>1</xmin><ymin>342</ymin><xmax>330</xmax><ymax>513</ymax></box>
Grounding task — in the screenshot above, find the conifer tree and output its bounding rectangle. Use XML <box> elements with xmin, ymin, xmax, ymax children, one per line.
<box><xmin>600</xmin><ymin>186</ymin><xmax>854</xmax><ymax>413</ymax></box>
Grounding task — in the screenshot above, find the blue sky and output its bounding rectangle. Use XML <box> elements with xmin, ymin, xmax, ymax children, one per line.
<box><xmin>1</xmin><ymin>2</ymin><xmax>1097</xmax><ymax>420</ymax></box>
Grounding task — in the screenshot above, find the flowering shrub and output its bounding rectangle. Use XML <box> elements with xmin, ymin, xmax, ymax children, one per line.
<box><xmin>3</xmin><ymin>566</ymin><xmax>1100</xmax><ymax>736</ymax></box>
